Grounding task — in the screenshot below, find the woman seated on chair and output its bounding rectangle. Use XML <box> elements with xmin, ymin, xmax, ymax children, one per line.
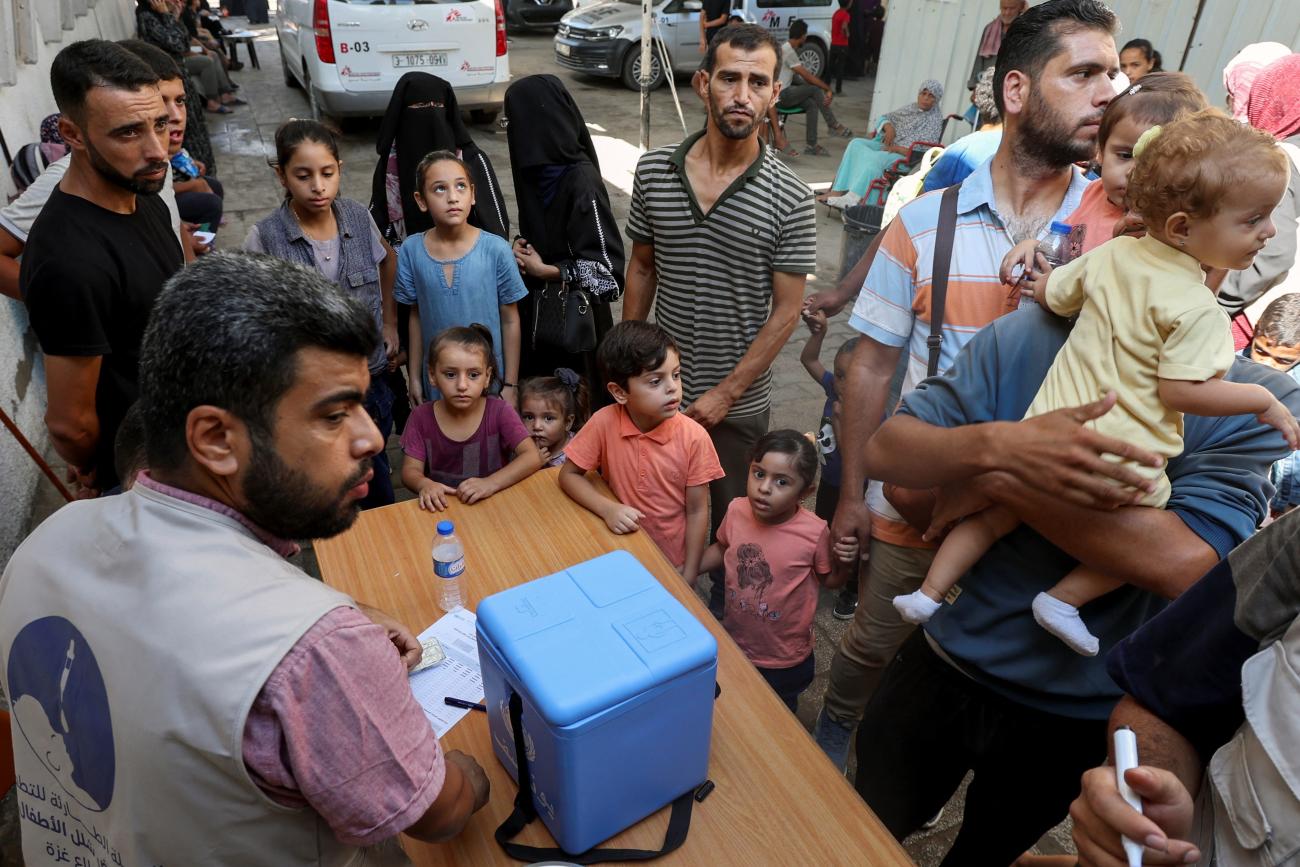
<box><xmin>818</xmin><ymin>79</ymin><xmax>944</xmax><ymax>209</ymax></box>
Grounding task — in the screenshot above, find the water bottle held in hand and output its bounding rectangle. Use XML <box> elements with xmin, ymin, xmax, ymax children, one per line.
<box><xmin>432</xmin><ymin>520</ymin><xmax>466</xmax><ymax>612</ymax></box>
<box><xmin>1021</xmin><ymin>222</ymin><xmax>1074</xmax><ymax>310</ymax></box>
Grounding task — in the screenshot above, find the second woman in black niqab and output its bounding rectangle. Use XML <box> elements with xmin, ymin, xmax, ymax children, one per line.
<box><xmin>505</xmin><ymin>74</ymin><xmax>625</xmax><ymax>389</ymax></box>
<box><xmin>369</xmin><ymin>72</ymin><xmax>510</xmax><ymax>247</ymax></box>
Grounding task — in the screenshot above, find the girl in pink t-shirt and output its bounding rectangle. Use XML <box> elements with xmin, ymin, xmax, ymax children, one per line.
<box><xmin>399</xmin><ymin>325</ymin><xmax>542</xmax><ymax>511</ymax></box>
<box><xmin>1000</xmin><ymin>73</ymin><xmax>1208</xmax><ymax>291</ymax></box>
<box><xmin>700</xmin><ymin>431</ymin><xmax>858</xmax><ymax>713</ymax></box>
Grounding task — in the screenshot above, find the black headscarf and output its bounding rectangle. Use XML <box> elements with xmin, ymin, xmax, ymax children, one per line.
<box><xmin>505</xmin><ymin>74</ymin><xmax>600</xmax><ymax>256</ymax></box>
<box><xmin>369</xmin><ymin>72</ymin><xmax>509</xmax><ymax>243</ymax></box>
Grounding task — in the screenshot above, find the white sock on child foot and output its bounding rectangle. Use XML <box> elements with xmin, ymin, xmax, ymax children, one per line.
<box><xmin>893</xmin><ymin>591</ymin><xmax>942</xmax><ymax>624</ymax></box>
<box><xmin>1032</xmin><ymin>592</ymin><xmax>1100</xmax><ymax>656</ymax></box>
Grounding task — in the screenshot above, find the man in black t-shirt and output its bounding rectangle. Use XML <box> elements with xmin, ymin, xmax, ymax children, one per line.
<box><xmin>698</xmin><ymin>0</ymin><xmax>730</xmax><ymax>51</ymax></box>
<box><xmin>22</xmin><ymin>40</ymin><xmax>182</xmax><ymax>494</ymax></box>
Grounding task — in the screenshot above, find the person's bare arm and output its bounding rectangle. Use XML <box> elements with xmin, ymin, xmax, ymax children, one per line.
<box><xmin>559</xmin><ymin>460</ymin><xmax>644</xmax><ymax>533</ymax></box>
<box><xmin>864</xmin><ymin>394</ymin><xmax>1164</xmax><ymax>506</ymax></box>
<box><xmin>407</xmin><ymin>304</ymin><xmax>424</xmax><ymax>406</ymax></box>
<box><xmin>685</xmin><ymin>271</ymin><xmax>804</xmax><ymax>428</ymax></box>
<box><xmin>456</xmin><ymin>436</ymin><xmax>542</xmax><ymax>504</ymax></box>
<box><xmin>622</xmin><ymin>241</ymin><xmax>657</xmax><ymax>321</ymax></box>
<box><xmin>379</xmin><ymin>238</ymin><xmax>399</xmax><ymax>366</ymax></box>
<box><xmin>699</xmin><ymin>541</ymin><xmax>724</xmax><ymax>578</ymax></box>
<box><xmin>1160</xmin><ymin>377</ymin><xmax>1300</xmax><ymax>448</ymax></box>
<box><xmin>403</xmin><ymin>750</ymin><xmax>490</xmax><ymax>842</ymax></box>
<box><xmin>803</xmin><ymin>226</ymin><xmax>885</xmax><ymax>318</ymax></box>
<box><xmin>794</xmin><ymin>65</ymin><xmax>832</xmax><ymax>95</ymax></box>
<box><xmin>498</xmin><ymin>301</ymin><xmax>521</xmax><ymax>406</ymax></box>
<box><xmin>173</xmin><ymin>177</ymin><xmax>212</xmax><ymax>194</ymax></box>
<box><xmin>971</xmin><ymin>470</ymin><xmax>1218</xmax><ymax>599</ymax></box>
<box><xmin>0</xmin><ymin>226</ymin><xmax>24</xmax><ymax>301</ymax></box>
<box><xmin>1070</xmin><ymin>696</ymin><xmax>1202</xmax><ymax>866</ymax></box>
<box><xmin>830</xmin><ymin>336</ymin><xmax>903</xmax><ymax>551</ymax></box>
<box><xmin>44</xmin><ymin>355</ymin><xmax>103</xmax><ymax>473</ymax></box>
<box><xmin>799</xmin><ymin>310</ymin><xmax>829</xmax><ymax>381</ymax></box>
<box><xmin>682</xmin><ymin>484</ymin><xmax>710</xmax><ymax>582</ymax></box>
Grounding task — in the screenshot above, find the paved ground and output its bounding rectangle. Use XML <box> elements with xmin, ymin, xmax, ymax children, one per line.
<box><xmin>16</xmin><ymin>11</ymin><xmax>1074</xmax><ymax>863</ymax></box>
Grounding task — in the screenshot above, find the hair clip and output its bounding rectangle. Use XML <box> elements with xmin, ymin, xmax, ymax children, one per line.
<box><xmin>1125</xmin><ymin>83</ymin><xmax>1142</xmax><ymax>97</ymax></box>
<box><xmin>555</xmin><ymin>367</ymin><xmax>581</xmax><ymax>392</ymax></box>
<box><xmin>1132</xmin><ymin>124</ymin><xmax>1163</xmax><ymax>159</ymax></box>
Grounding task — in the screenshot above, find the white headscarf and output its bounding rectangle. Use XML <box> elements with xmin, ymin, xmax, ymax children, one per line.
<box><xmin>1224</xmin><ymin>42</ymin><xmax>1291</xmax><ymax>122</ymax></box>
<box><xmin>886</xmin><ymin>79</ymin><xmax>946</xmax><ymax>148</ymax></box>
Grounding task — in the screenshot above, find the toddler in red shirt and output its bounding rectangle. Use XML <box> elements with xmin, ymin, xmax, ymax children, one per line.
<box><xmin>700</xmin><ymin>431</ymin><xmax>858</xmax><ymax>712</ymax></box>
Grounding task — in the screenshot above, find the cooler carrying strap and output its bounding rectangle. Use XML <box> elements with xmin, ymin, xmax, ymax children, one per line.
<box><xmin>494</xmin><ymin>691</ymin><xmax>696</xmax><ymax>863</ymax></box>
<box><xmin>926</xmin><ymin>182</ymin><xmax>962</xmax><ymax>378</ymax></box>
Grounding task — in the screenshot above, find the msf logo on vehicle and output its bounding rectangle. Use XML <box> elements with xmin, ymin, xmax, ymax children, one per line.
<box><xmin>446</xmin><ymin>9</ymin><xmax>470</xmax><ymax>22</ymax></box>
<box><xmin>461</xmin><ymin>60</ymin><xmax>494</xmax><ymax>73</ymax></box>
<box><xmin>407</xmin><ymin>18</ymin><xmax>429</xmax><ymax>30</ymax></box>
<box><xmin>762</xmin><ymin>9</ymin><xmax>779</xmax><ymax>26</ymax></box>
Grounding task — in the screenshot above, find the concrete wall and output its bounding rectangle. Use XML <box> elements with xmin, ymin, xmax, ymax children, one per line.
<box><xmin>0</xmin><ymin>0</ymin><xmax>137</xmax><ymax>566</ymax></box>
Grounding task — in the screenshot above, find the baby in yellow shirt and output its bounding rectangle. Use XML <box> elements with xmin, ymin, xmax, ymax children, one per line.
<box><xmin>894</xmin><ymin>110</ymin><xmax>1300</xmax><ymax>655</ymax></box>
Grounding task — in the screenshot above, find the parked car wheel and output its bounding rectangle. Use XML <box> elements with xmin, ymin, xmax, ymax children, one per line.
<box><xmin>471</xmin><ymin>108</ymin><xmax>500</xmax><ymax>125</ymax></box>
<box><xmin>798</xmin><ymin>40</ymin><xmax>826</xmax><ymax>79</ymax></box>
<box><xmin>281</xmin><ymin>48</ymin><xmax>300</xmax><ymax>89</ymax></box>
<box><xmin>620</xmin><ymin>42</ymin><xmax>665</xmax><ymax>91</ymax></box>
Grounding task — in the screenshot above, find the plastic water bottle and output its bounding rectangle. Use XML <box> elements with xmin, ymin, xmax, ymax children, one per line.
<box><xmin>1021</xmin><ymin>221</ymin><xmax>1073</xmax><ymax>309</ymax></box>
<box><xmin>432</xmin><ymin>520</ymin><xmax>466</xmax><ymax>612</ymax></box>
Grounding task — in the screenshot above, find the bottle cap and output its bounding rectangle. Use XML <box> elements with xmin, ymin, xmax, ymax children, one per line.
<box><xmin>1050</xmin><ymin>221</ymin><xmax>1072</xmax><ymax>235</ymax></box>
<box><xmin>436</xmin><ymin>520</ymin><xmax>454</xmax><ymax>536</ymax></box>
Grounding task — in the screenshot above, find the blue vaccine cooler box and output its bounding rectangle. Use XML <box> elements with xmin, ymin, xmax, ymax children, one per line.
<box><xmin>476</xmin><ymin>550</ymin><xmax>718</xmax><ymax>855</ymax></box>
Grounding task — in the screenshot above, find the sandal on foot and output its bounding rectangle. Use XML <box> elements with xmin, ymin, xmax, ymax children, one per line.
<box><xmin>781</xmin><ymin>147</ymin><xmax>800</xmax><ymax>158</ymax></box>
<box><xmin>834</xmin><ymin>126</ymin><xmax>853</xmax><ymax>138</ymax></box>
<box><xmin>808</xmin><ymin>144</ymin><xmax>830</xmax><ymax>156</ymax></box>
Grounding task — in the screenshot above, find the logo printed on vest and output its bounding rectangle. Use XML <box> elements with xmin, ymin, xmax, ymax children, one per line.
<box><xmin>7</xmin><ymin>617</ymin><xmax>115</xmax><ymax>813</ymax></box>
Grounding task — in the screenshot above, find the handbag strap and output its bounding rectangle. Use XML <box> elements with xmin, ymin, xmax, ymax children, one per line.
<box><xmin>926</xmin><ymin>182</ymin><xmax>962</xmax><ymax>378</ymax></box>
<box><xmin>494</xmin><ymin>691</ymin><xmax>695</xmax><ymax>864</ymax></box>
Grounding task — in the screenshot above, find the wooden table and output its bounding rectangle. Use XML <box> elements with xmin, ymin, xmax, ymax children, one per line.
<box><xmin>316</xmin><ymin>469</ymin><xmax>913</xmax><ymax>866</ymax></box>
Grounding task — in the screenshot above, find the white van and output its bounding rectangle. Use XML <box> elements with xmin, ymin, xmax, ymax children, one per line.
<box><xmin>277</xmin><ymin>0</ymin><xmax>511</xmax><ymax>120</ymax></box>
<box><xmin>554</xmin><ymin>0</ymin><xmax>832</xmax><ymax>91</ymax></box>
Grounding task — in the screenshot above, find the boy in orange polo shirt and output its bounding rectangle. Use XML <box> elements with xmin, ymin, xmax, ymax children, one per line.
<box><xmin>560</xmin><ymin>322</ymin><xmax>725</xmax><ymax>580</ymax></box>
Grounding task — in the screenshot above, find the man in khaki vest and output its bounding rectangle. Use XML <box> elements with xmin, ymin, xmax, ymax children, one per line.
<box><xmin>1069</xmin><ymin>511</ymin><xmax>1300</xmax><ymax>865</ymax></box>
<box><xmin>0</xmin><ymin>253</ymin><xmax>488</xmax><ymax>865</ymax></box>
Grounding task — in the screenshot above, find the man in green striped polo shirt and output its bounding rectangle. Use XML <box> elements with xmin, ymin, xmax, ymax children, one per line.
<box><xmin>623</xmin><ymin>23</ymin><xmax>816</xmax><ymax>616</ymax></box>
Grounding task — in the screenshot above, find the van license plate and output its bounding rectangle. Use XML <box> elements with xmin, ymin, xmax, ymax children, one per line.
<box><xmin>556</xmin><ymin>43</ymin><xmax>571</xmax><ymax>56</ymax></box>
<box><xmin>393</xmin><ymin>52</ymin><xmax>447</xmax><ymax>68</ymax></box>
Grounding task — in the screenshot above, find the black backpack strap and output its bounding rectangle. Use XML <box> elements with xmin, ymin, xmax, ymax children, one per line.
<box><xmin>926</xmin><ymin>182</ymin><xmax>963</xmax><ymax>378</ymax></box>
<box><xmin>494</xmin><ymin>691</ymin><xmax>696</xmax><ymax>863</ymax></box>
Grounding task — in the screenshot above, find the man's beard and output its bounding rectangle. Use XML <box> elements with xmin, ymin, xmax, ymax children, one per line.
<box><xmin>1018</xmin><ymin>88</ymin><xmax>1101</xmax><ymax>168</ymax></box>
<box><xmin>85</xmin><ymin>136</ymin><xmax>167</xmax><ymax>195</ymax></box>
<box><xmin>708</xmin><ymin>92</ymin><xmax>759</xmax><ymax>140</ymax></box>
<box><xmin>241</xmin><ymin>430</ymin><xmax>372</xmax><ymax>541</ymax></box>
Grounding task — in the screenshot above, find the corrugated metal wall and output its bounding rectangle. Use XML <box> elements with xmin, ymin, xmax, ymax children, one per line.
<box><xmin>869</xmin><ymin>0</ymin><xmax>1300</xmax><ymax>144</ymax></box>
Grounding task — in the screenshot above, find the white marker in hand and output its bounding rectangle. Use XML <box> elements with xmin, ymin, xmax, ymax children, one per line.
<box><xmin>1114</xmin><ymin>726</ymin><xmax>1143</xmax><ymax>867</ymax></box>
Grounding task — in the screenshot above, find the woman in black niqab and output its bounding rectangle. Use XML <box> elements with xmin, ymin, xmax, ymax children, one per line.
<box><xmin>505</xmin><ymin>74</ymin><xmax>625</xmax><ymax>388</ymax></box>
<box><xmin>369</xmin><ymin>72</ymin><xmax>510</xmax><ymax>246</ymax></box>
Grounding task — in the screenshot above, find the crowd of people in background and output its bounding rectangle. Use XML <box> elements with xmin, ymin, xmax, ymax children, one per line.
<box><xmin>4</xmin><ymin>0</ymin><xmax>1300</xmax><ymax>863</ymax></box>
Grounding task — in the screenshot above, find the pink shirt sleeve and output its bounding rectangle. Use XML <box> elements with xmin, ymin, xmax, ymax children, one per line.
<box><xmin>563</xmin><ymin>406</ymin><xmax>611</xmax><ymax>472</ymax></box>
<box><xmin>812</xmin><ymin>521</ymin><xmax>833</xmax><ymax>576</ymax></box>
<box><xmin>683</xmin><ymin>420</ymin><xmax>725</xmax><ymax>487</ymax></box>
<box><xmin>243</xmin><ymin>606</ymin><xmax>445</xmax><ymax>846</ymax></box>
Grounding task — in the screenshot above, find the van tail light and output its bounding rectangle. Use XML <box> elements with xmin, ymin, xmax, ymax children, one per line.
<box><xmin>314</xmin><ymin>0</ymin><xmax>335</xmax><ymax>64</ymax></box>
<box><xmin>495</xmin><ymin>0</ymin><xmax>507</xmax><ymax>56</ymax></box>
